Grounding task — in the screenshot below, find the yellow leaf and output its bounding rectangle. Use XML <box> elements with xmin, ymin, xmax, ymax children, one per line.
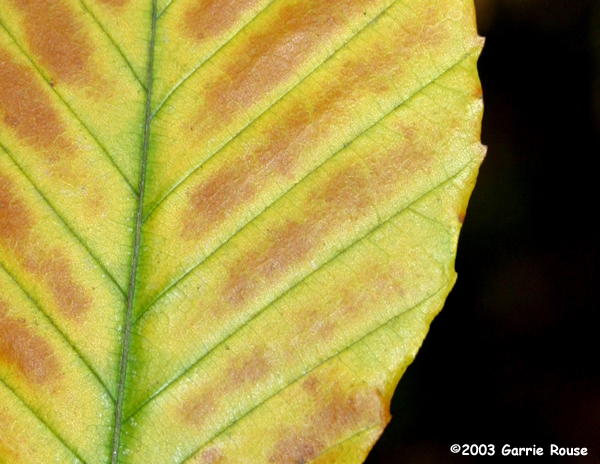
<box><xmin>0</xmin><ymin>0</ymin><xmax>484</xmax><ymax>462</ymax></box>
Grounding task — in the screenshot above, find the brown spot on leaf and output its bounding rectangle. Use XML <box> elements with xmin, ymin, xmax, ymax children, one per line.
<box><xmin>365</xmin><ymin>123</ymin><xmax>436</xmax><ymax>197</ymax></box>
<box><xmin>202</xmin><ymin>0</ymin><xmax>378</xmax><ymax>125</ymax></box>
<box><xmin>270</xmin><ymin>433</ymin><xmax>324</xmax><ymax>464</ymax></box>
<box><xmin>0</xmin><ymin>49</ymin><xmax>71</xmax><ymax>154</ymax></box>
<box><xmin>199</xmin><ymin>447</ymin><xmax>227</xmax><ymax>464</ymax></box>
<box><xmin>181</xmin><ymin>162</ymin><xmax>256</xmax><ymax>240</ymax></box>
<box><xmin>294</xmin><ymin>308</ymin><xmax>336</xmax><ymax>344</ymax></box>
<box><xmin>0</xmin><ymin>301</ymin><xmax>58</xmax><ymax>384</ymax></box>
<box><xmin>270</xmin><ymin>382</ymin><xmax>387</xmax><ymax>463</ymax></box>
<box><xmin>0</xmin><ymin>175</ymin><xmax>91</xmax><ymax>320</ymax></box>
<box><xmin>183</xmin><ymin>0</ymin><xmax>259</xmax><ymax>42</ymax></box>
<box><xmin>9</xmin><ymin>0</ymin><xmax>95</xmax><ymax>85</ymax></box>
<box><xmin>255</xmin><ymin>107</ymin><xmax>313</xmax><ymax>179</ymax></box>
<box><xmin>290</xmin><ymin>264</ymin><xmax>403</xmax><ymax>352</ymax></box>
<box><xmin>0</xmin><ymin>174</ymin><xmax>34</xmax><ymax>245</ymax></box>
<box><xmin>224</xmin><ymin>219</ymin><xmax>317</xmax><ymax>307</ymax></box>
<box><xmin>301</xmin><ymin>376</ymin><xmax>320</xmax><ymax>395</ymax></box>
<box><xmin>23</xmin><ymin>252</ymin><xmax>92</xmax><ymax>319</ymax></box>
<box><xmin>180</xmin><ymin>390</ymin><xmax>217</xmax><ymax>426</ymax></box>
<box><xmin>181</xmin><ymin>347</ymin><xmax>271</xmax><ymax>426</ymax></box>
<box><xmin>204</xmin><ymin>1</ymin><xmax>333</xmax><ymax>120</ymax></box>
<box><xmin>458</xmin><ymin>211</ymin><xmax>466</xmax><ymax>224</ymax></box>
<box><xmin>180</xmin><ymin>107</ymin><xmax>312</xmax><ymax>241</ymax></box>
<box><xmin>225</xmin><ymin>346</ymin><xmax>271</xmax><ymax>387</ymax></box>
<box><xmin>221</xmin><ymin>161</ymin><xmax>372</xmax><ymax>310</ymax></box>
<box><xmin>0</xmin><ymin>409</ymin><xmax>20</xmax><ymax>460</ymax></box>
<box><xmin>319</xmin><ymin>164</ymin><xmax>370</xmax><ymax>216</ymax></box>
<box><xmin>316</xmin><ymin>389</ymin><xmax>374</xmax><ymax>437</ymax></box>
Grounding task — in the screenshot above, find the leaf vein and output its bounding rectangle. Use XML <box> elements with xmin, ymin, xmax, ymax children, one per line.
<box><xmin>157</xmin><ymin>0</ymin><xmax>175</xmax><ymax>18</ymax></box>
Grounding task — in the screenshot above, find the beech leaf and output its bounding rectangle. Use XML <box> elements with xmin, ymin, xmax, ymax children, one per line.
<box><xmin>0</xmin><ymin>0</ymin><xmax>484</xmax><ymax>462</ymax></box>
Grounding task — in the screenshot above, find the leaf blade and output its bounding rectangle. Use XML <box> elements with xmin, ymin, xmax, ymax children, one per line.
<box><xmin>0</xmin><ymin>0</ymin><xmax>483</xmax><ymax>462</ymax></box>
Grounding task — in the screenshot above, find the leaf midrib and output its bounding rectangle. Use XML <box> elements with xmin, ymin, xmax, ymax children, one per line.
<box><xmin>110</xmin><ymin>1</ymin><xmax>157</xmax><ymax>462</ymax></box>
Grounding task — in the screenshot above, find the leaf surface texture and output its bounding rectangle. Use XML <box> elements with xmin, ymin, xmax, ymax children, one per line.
<box><xmin>0</xmin><ymin>0</ymin><xmax>484</xmax><ymax>462</ymax></box>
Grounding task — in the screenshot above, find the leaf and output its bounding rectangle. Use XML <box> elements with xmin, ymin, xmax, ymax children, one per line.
<box><xmin>0</xmin><ymin>0</ymin><xmax>484</xmax><ymax>462</ymax></box>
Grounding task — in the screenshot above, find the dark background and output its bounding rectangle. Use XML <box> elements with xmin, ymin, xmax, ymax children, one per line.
<box><xmin>366</xmin><ymin>0</ymin><xmax>600</xmax><ymax>462</ymax></box>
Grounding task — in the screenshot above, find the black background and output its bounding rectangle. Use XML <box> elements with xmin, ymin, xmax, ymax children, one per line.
<box><xmin>366</xmin><ymin>0</ymin><xmax>600</xmax><ymax>462</ymax></box>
